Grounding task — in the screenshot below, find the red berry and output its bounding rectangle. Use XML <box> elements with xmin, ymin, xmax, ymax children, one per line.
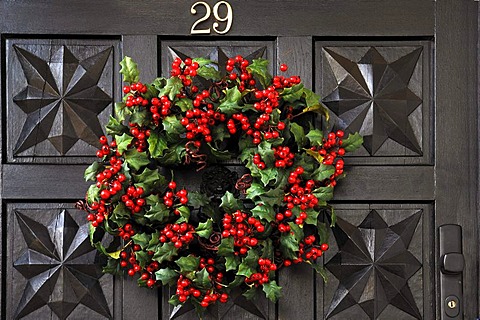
<box><xmin>280</xmin><ymin>64</ymin><xmax>288</xmax><ymax>72</ymax></box>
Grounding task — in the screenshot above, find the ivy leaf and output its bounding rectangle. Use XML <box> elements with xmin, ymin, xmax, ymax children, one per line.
<box><xmin>110</xmin><ymin>203</ymin><xmax>130</xmax><ymax>226</ymax></box>
<box><xmin>342</xmin><ymin>132</ymin><xmax>364</xmax><ymax>152</ymax></box>
<box><xmin>196</xmin><ymin>219</ymin><xmax>213</xmax><ymax>238</ymax></box>
<box><xmin>251</xmin><ymin>204</ymin><xmax>275</xmax><ymax>223</ymax></box>
<box><xmin>193</xmin><ymin>268</ymin><xmax>212</xmax><ymax>289</ymax></box>
<box><xmin>289</xmin><ymin>122</ymin><xmax>306</xmax><ymax>150</ymax></box>
<box><xmin>176</xmin><ymin>256</ymin><xmax>200</xmax><ymax>273</ymax></box>
<box><xmin>84</xmin><ymin>161</ymin><xmax>102</xmax><ymax>181</ymax></box>
<box><xmin>305</xmin><ymin>129</ymin><xmax>324</xmax><ymax>146</ymax></box>
<box><xmin>218</xmin><ymin>86</ymin><xmax>242</xmax><ymax>116</ymax></box>
<box><xmin>197</xmin><ymin>65</ymin><xmax>221</xmax><ymax>81</ymax></box>
<box><xmin>106</xmin><ymin>115</ymin><xmax>127</xmax><ymax>135</ymax></box>
<box><xmin>145</xmin><ymin>202</ymin><xmax>171</xmax><ymax>223</ymax></box>
<box><xmin>160</xmin><ymin>77</ymin><xmax>183</xmax><ymax>101</ymax></box>
<box><xmin>188</xmin><ymin>191</ymin><xmax>210</xmax><ymax>208</ymax></box>
<box><xmin>243</xmin><ymin>287</ymin><xmax>258</xmax><ymax>300</ymax></box>
<box><xmin>116</xmin><ymin>133</ymin><xmax>134</xmax><ymax>154</ymax></box>
<box><xmin>312</xmin><ymin>186</ymin><xmax>334</xmax><ymax>201</ymax></box>
<box><xmin>246</xmin><ymin>58</ymin><xmax>271</xmax><ymax>88</ymax></box>
<box><xmin>176</xmin><ymin>98</ymin><xmax>193</xmax><ymax>112</ymax></box>
<box><xmin>86</xmin><ymin>184</ymin><xmax>99</xmax><ymax>204</ymax></box>
<box><xmin>312</xmin><ymin>164</ymin><xmax>335</xmax><ymax>182</ymax></box>
<box><xmin>220</xmin><ymin>191</ymin><xmax>243</xmax><ymax>213</ymax></box>
<box><xmin>218</xmin><ymin>237</ymin><xmax>235</xmax><ymax>256</ymax></box>
<box><xmin>124</xmin><ymin>149</ymin><xmax>150</xmax><ymax>171</ymax></box>
<box><xmin>225</xmin><ymin>255</ymin><xmax>241</xmax><ymax>271</ymax></box>
<box><xmin>263</xmin><ymin>280</ymin><xmax>282</xmax><ymax>302</ymax></box>
<box><xmin>114</xmin><ymin>102</ymin><xmax>129</xmax><ymax>123</ymax></box>
<box><xmin>148</xmin><ymin>131</ymin><xmax>168</xmax><ymax>158</ymax></box>
<box><xmin>163</xmin><ymin>115</ymin><xmax>185</xmax><ymax>135</ymax></box>
<box><xmin>153</xmin><ymin>242</ymin><xmax>178</xmax><ymax>263</ymax></box>
<box><xmin>119</xmin><ymin>56</ymin><xmax>139</xmax><ymax>83</ymax></box>
<box><xmin>155</xmin><ymin>268</ymin><xmax>178</xmax><ymax>286</ymax></box>
<box><xmin>279</xmin><ymin>233</ymin><xmax>299</xmax><ymax>260</ymax></box>
<box><xmin>281</xmin><ymin>84</ymin><xmax>304</xmax><ymax>102</ymax></box>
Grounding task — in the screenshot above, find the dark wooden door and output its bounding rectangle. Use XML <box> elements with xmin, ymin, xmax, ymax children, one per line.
<box><xmin>0</xmin><ymin>1</ymin><xmax>478</xmax><ymax>319</ymax></box>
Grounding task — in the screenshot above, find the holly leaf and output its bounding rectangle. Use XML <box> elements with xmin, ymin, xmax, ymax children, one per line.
<box><xmin>110</xmin><ymin>203</ymin><xmax>130</xmax><ymax>226</ymax></box>
<box><xmin>129</xmin><ymin>108</ymin><xmax>149</xmax><ymax>126</ymax></box>
<box><xmin>237</xmin><ymin>249</ymin><xmax>259</xmax><ymax>277</ymax></box>
<box><xmin>155</xmin><ymin>268</ymin><xmax>178</xmax><ymax>286</ymax></box>
<box><xmin>176</xmin><ymin>206</ymin><xmax>190</xmax><ymax>222</ymax></box>
<box><xmin>120</xmin><ymin>56</ymin><xmax>139</xmax><ymax>83</ymax></box>
<box><xmin>86</xmin><ymin>184</ymin><xmax>99</xmax><ymax>204</ymax></box>
<box><xmin>193</xmin><ymin>268</ymin><xmax>212</xmax><ymax>289</ymax></box>
<box><xmin>168</xmin><ymin>295</ymin><xmax>181</xmax><ymax>307</ymax></box>
<box><xmin>153</xmin><ymin>242</ymin><xmax>178</xmax><ymax>263</ymax></box>
<box><xmin>218</xmin><ymin>237</ymin><xmax>235</xmax><ymax>256</ymax></box>
<box><xmin>176</xmin><ymin>98</ymin><xmax>193</xmax><ymax>112</ymax></box>
<box><xmin>258</xmin><ymin>141</ymin><xmax>274</xmax><ymax>165</ymax></box>
<box><xmin>247</xmin><ymin>58</ymin><xmax>271</xmax><ymax>88</ymax></box>
<box><xmin>160</xmin><ymin>76</ymin><xmax>183</xmax><ymax>101</ymax></box>
<box><xmin>218</xmin><ymin>86</ymin><xmax>242</xmax><ymax>116</ymax></box>
<box><xmin>188</xmin><ymin>191</ymin><xmax>210</xmax><ymax>208</ymax></box>
<box><xmin>220</xmin><ymin>191</ymin><xmax>243</xmax><ymax>213</ymax></box>
<box><xmin>84</xmin><ymin>161</ymin><xmax>102</xmax><ymax>181</ymax></box>
<box><xmin>207</xmin><ymin>143</ymin><xmax>232</xmax><ymax>161</ymax></box>
<box><xmin>114</xmin><ymin>102</ymin><xmax>129</xmax><ymax>123</ymax></box>
<box><xmin>279</xmin><ymin>233</ymin><xmax>299</xmax><ymax>260</ymax></box>
<box><xmin>259</xmin><ymin>187</ymin><xmax>284</xmax><ymax>207</ymax></box>
<box><xmin>163</xmin><ymin>115</ymin><xmax>185</xmax><ymax>135</ymax></box>
<box><xmin>312</xmin><ymin>186</ymin><xmax>334</xmax><ymax>202</ymax></box>
<box><xmin>145</xmin><ymin>203</ymin><xmax>171</xmax><ymax>223</ymax></box>
<box><xmin>304</xmin><ymin>208</ymin><xmax>321</xmax><ymax>225</ymax></box>
<box><xmin>225</xmin><ymin>255</ymin><xmax>241</xmax><ymax>271</ymax></box>
<box><xmin>281</xmin><ymin>84</ymin><xmax>304</xmax><ymax>102</ymax></box>
<box><xmin>152</xmin><ymin>77</ymin><xmax>166</xmax><ymax>91</ymax></box>
<box><xmin>106</xmin><ymin>114</ymin><xmax>127</xmax><ymax>135</ymax></box>
<box><xmin>196</xmin><ymin>219</ymin><xmax>213</xmax><ymax>238</ymax></box>
<box><xmin>342</xmin><ymin>132</ymin><xmax>364</xmax><ymax>152</ymax></box>
<box><xmin>312</xmin><ymin>263</ymin><xmax>328</xmax><ymax>282</ymax></box>
<box><xmin>302</xmin><ymin>103</ymin><xmax>330</xmax><ymax>121</ymax></box>
<box><xmin>251</xmin><ymin>204</ymin><xmax>275</xmax><ymax>223</ymax></box>
<box><xmin>176</xmin><ymin>256</ymin><xmax>200</xmax><ymax>273</ymax></box>
<box><xmin>197</xmin><ymin>65</ymin><xmax>221</xmax><ymax>81</ymax></box>
<box><xmin>157</xmin><ymin>144</ymin><xmax>185</xmax><ymax>166</ymax></box>
<box><xmin>289</xmin><ymin>122</ymin><xmax>306</xmax><ymax>150</ymax></box>
<box><xmin>317</xmin><ymin>221</ymin><xmax>329</xmax><ymax>244</ymax></box>
<box><xmin>305</xmin><ymin>148</ymin><xmax>324</xmax><ymax>164</ymax></box>
<box><xmin>124</xmin><ymin>149</ymin><xmax>150</xmax><ymax>171</ymax></box>
<box><xmin>263</xmin><ymin>280</ymin><xmax>282</xmax><ymax>302</ymax></box>
<box><xmin>305</xmin><ymin>129</ymin><xmax>324</xmax><ymax>146</ymax></box>
<box><xmin>312</xmin><ymin>164</ymin><xmax>335</xmax><ymax>182</ymax></box>
<box><xmin>134</xmin><ymin>167</ymin><xmax>167</xmax><ymax>194</ymax></box>
<box><xmin>288</xmin><ymin>222</ymin><xmax>304</xmax><ymax>240</ymax></box>
<box><xmin>261</xmin><ymin>239</ymin><xmax>274</xmax><ymax>260</ymax></box>
<box><xmin>116</xmin><ymin>133</ymin><xmax>134</xmax><ymax>154</ymax></box>
<box><xmin>243</xmin><ymin>287</ymin><xmax>258</xmax><ymax>300</ymax></box>
<box><xmin>246</xmin><ymin>182</ymin><xmax>265</xmax><ymax>199</ymax></box>
<box><xmin>259</xmin><ymin>167</ymin><xmax>277</xmax><ymax>186</ymax></box>
<box><xmin>148</xmin><ymin>131</ymin><xmax>168</xmax><ymax>158</ymax></box>
<box><xmin>132</xmin><ymin>232</ymin><xmax>150</xmax><ymax>249</ymax></box>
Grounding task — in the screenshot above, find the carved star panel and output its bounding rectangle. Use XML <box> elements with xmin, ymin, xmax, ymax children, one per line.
<box><xmin>315</xmin><ymin>42</ymin><xmax>432</xmax><ymax>165</ymax></box>
<box><xmin>6</xmin><ymin>39</ymin><xmax>121</xmax><ymax>163</ymax></box>
<box><xmin>6</xmin><ymin>203</ymin><xmax>114</xmax><ymax>319</ymax></box>
<box><xmin>319</xmin><ymin>205</ymin><xmax>433</xmax><ymax>320</ymax></box>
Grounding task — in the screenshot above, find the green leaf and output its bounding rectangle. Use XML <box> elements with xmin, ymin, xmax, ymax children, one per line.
<box><xmin>258</xmin><ymin>141</ymin><xmax>274</xmax><ymax>165</ymax></box>
<box><xmin>86</xmin><ymin>184</ymin><xmax>99</xmax><ymax>204</ymax></box>
<box><xmin>251</xmin><ymin>204</ymin><xmax>275</xmax><ymax>223</ymax></box>
<box><xmin>115</xmin><ymin>133</ymin><xmax>134</xmax><ymax>154</ymax></box>
<box><xmin>243</xmin><ymin>287</ymin><xmax>258</xmax><ymax>300</ymax></box>
<box><xmin>134</xmin><ymin>167</ymin><xmax>167</xmax><ymax>194</ymax></box>
<box><xmin>153</xmin><ymin>242</ymin><xmax>178</xmax><ymax>263</ymax></box>
<box><xmin>132</xmin><ymin>232</ymin><xmax>151</xmax><ymax>249</ymax></box>
<box><xmin>305</xmin><ymin>148</ymin><xmax>324</xmax><ymax>164</ymax></box>
<box><xmin>155</xmin><ymin>268</ymin><xmax>178</xmax><ymax>286</ymax></box>
<box><xmin>305</xmin><ymin>129</ymin><xmax>324</xmax><ymax>146</ymax></box>
<box><xmin>220</xmin><ymin>191</ymin><xmax>243</xmax><ymax>213</ymax></box>
<box><xmin>246</xmin><ymin>58</ymin><xmax>271</xmax><ymax>88</ymax></box>
<box><xmin>225</xmin><ymin>255</ymin><xmax>241</xmax><ymax>271</ymax></box>
<box><xmin>258</xmin><ymin>167</ymin><xmax>277</xmax><ymax>186</ymax></box>
<box><xmin>281</xmin><ymin>84</ymin><xmax>304</xmax><ymax>102</ymax></box>
<box><xmin>168</xmin><ymin>295</ymin><xmax>181</xmax><ymax>307</ymax></box>
<box><xmin>263</xmin><ymin>280</ymin><xmax>282</xmax><ymax>302</ymax></box>
<box><xmin>163</xmin><ymin>115</ymin><xmax>185</xmax><ymax>135</ymax></box>
<box><xmin>302</xmin><ymin>103</ymin><xmax>330</xmax><ymax>121</ymax></box>
<box><xmin>193</xmin><ymin>268</ymin><xmax>212</xmax><ymax>289</ymax></box>
<box><xmin>261</xmin><ymin>239</ymin><xmax>274</xmax><ymax>260</ymax></box>
<box><xmin>129</xmin><ymin>108</ymin><xmax>148</xmax><ymax>126</ymax></box>
<box><xmin>120</xmin><ymin>56</ymin><xmax>139</xmax><ymax>83</ymax></box>
<box><xmin>187</xmin><ymin>191</ymin><xmax>210</xmax><ymax>208</ymax></box>
<box><xmin>304</xmin><ymin>208</ymin><xmax>321</xmax><ymax>225</ymax></box>
<box><xmin>310</xmin><ymin>263</ymin><xmax>328</xmax><ymax>282</ymax></box>
<box><xmin>218</xmin><ymin>86</ymin><xmax>242</xmax><ymax>116</ymax></box>
<box><xmin>176</xmin><ymin>98</ymin><xmax>193</xmax><ymax>112</ymax></box>
<box><xmin>304</xmin><ymin>88</ymin><xmax>321</xmax><ymax>108</ymax></box>
<box><xmin>176</xmin><ymin>206</ymin><xmax>190</xmax><ymax>221</ymax></box>
<box><xmin>312</xmin><ymin>186</ymin><xmax>334</xmax><ymax>202</ymax></box>
<box><xmin>330</xmin><ymin>206</ymin><xmax>337</xmax><ymax>227</ymax></box>
<box><xmin>124</xmin><ymin>149</ymin><xmax>150</xmax><ymax>171</ymax></box>
<box><xmin>218</xmin><ymin>237</ymin><xmax>235</xmax><ymax>256</ymax></box>
<box><xmin>288</xmin><ymin>222</ymin><xmax>304</xmax><ymax>240</ymax></box>
<box><xmin>317</xmin><ymin>222</ymin><xmax>329</xmax><ymax>244</ymax></box>
<box><xmin>196</xmin><ymin>219</ymin><xmax>213</xmax><ymax>238</ymax></box>
<box><xmin>342</xmin><ymin>132</ymin><xmax>364</xmax><ymax>152</ymax></box>
<box><xmin>197</xmin><ymin>65</ymin><xmax>221</xmax><ymax>81</ymax></box>
<box><xmin>259</xmin><ymin>187</ymin><xmax>284</xmax><ymax>207</ymax></box>
<box><xmin>148</xmin><ymin>131</ymin><xmax>168</xmax><ymax>158</ymax></box>
<box><xmin>289</xmin><ymin>122</ymin><xmax>306</xmax><ymax>150</ymax></box>
<box><xmin>110</xmin><ymin>203</ymin><xmax>130</xmax><ymax>226</ymax></box>
<box><xmin>152</xmin><ymin>77</ymin><xmax>166</xmax><ymax>91</ymax></box>
<box><xmin>145</xmin><ymin>202</ymin><xmax>171</xmax><ymax>223</ymax></box>
<box><xmin>160</xmin><ymin>76</ymin><xmax>183</xmax><ymax>101</ymax></box>
<box><xmin>135</xmin><ymin>250</ymin><xmax>150</xmax><ymax>268</ymax></box>
<box><xmin>207</xmin><ymin>143</ymin><xmax>232</xmax><ymax>161</ymax></box>
<box><xmin>176</xmin><ymin>256</ymin><xmax>200</xmax><ymax>273</ymax></box>
<box><xmin>102</xmin><ymin>257</ymin><xmax>120</xmax><ymax>274</ymax></box>
<box><xmin>246</xmin><ymin>182</ymin><xmax>265</xmax><ymax>199</ymax></box>
<box><xmin>312</xmin><ymin>164</ymin><xmax>335</xmax><ymax>182</ymax></box>
<box><xmin>237</xmin><ymin>249</ymin><xmax>259</xmax><ymax>277</ymax></box>
<box><xmin>279</xmin><ymin>233</ymin><xmax>299</xmax><ymax>260</ymax></box>
<box><xmin>84</xmin><ymin>161</ymin><xmax>102</xmax><ymax>181</ymax></box>
<box><xmin>191</xmin><ymin>57</ymin><xmax>213</xmax><ymax>67</ymax></box>
<box><xmin>157</xmin><ymin>144</ymin><xmax>185</xmax><ymax>166</ymax></box>
<box><xmin>106</xmin><ymin>115</ymin><xmax>127</xmax><ymax>135</ymax></box>
<box><xmin>114</xmin><ymin>102</ymin><xmax>129</xmax><ymax>122</ymax></box>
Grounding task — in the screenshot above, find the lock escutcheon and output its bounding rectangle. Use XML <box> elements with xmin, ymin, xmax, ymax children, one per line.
<box><xmin>445</xmin><ymin>295</ymin><xmax>460</xmax><ymax>318</ymax></box>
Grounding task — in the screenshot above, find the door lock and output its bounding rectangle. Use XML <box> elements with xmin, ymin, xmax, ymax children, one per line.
<box><xmin>445</xmin><ymin>295</ymin><xmax>460</xmax><ymax>317</ymax></box>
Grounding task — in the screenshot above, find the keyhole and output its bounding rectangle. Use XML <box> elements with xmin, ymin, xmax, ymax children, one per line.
<box><xmin>447</xmin><ymin>300</ymin><xmax>457</xmax><ymax>309</ymax></box>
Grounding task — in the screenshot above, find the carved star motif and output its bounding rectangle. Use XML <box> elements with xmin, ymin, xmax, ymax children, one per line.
<box><xmin>325</xmin><ymin>210</ymin><xmax>422</xmax><ymax>319</ymax></box>
<box><xmin>12</xmin><ymin>45</ymin><xmax>113</xmax><ymax>155</ymax></box>
<box><xmin>322</xmin><ymin>47</ymin><xmax>423</xmax><ymax>155</ymax></box>
<box><xmin>13</xmin><ymin>209</ymin><xmax>111</xmax><ymax>319</ymax></box>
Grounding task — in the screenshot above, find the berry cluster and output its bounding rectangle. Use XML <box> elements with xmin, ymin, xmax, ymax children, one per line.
<box><xmin>121</xmin><ymin>186</ymin><xmax>145</xmax><ymax>214</ymax></box>
<box><xmin>225</xmin><ymin>55</ymin><xmax>255</xmax><ymax>92</ymax></box>
<box><xmin>221</xmin><ymin>210</ymin><xmax>265</xmax><ymax>255</ymax></box>
<box><xmin>129</xmin><ymin>125</ymin><xmax>151</xmax><ymax>152</ymax></box>
<box><xmin>163</xmin><ymin>181</ymin><xmax>188</xmax><ymax>207</ymax></box>
<box><xmin>315</xmin><ymin>130</ymin><xmax>346</xmax><ymax>187</ymax></box>
<box><xmin>273</xmin><ymin>145</ymin><xmax>294</xmax><ymax>168</ymax></box>
<box><xmin>159</xmin><ymin>223</ymin><xmax>195</xmax><ymax>249</ymax></box>
<box><xmin>124</xmin><ymin>82</ymin><xmax>149</xmax><ymax>107</ymax></box>
<box><xmin>118</xmin><ymin>223</ymin><xmax>135</xmax><ymax>240</ymax></box>
<box><xmin>293</xmin><ymin>236</ymin><xmax>329</xmax><ymax>264</ymax></box>
<box><xmin>171</xmin><ymin>57</ymin><xmax>199</xmax><ymax>85</ymax></box>
<box><xmin>175</xmin><ymin>272</ymin><xmax>228</xmax><ymax>307</ymax></box>
<box><xmin>245</xmin><ymin>258</ymin><xmax>277</xmax><ymax>286</ymax></box>
<box><xmin>150</xmin><ymin>95</ymin><xmax>173</xmax><ymax>124</ymax></box>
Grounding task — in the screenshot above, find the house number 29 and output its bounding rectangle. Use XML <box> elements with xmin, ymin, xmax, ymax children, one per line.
<box><xmin>190</xmin><ymin>1</ymin><xmax>233</xmax><ymax>35</ymax></box>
